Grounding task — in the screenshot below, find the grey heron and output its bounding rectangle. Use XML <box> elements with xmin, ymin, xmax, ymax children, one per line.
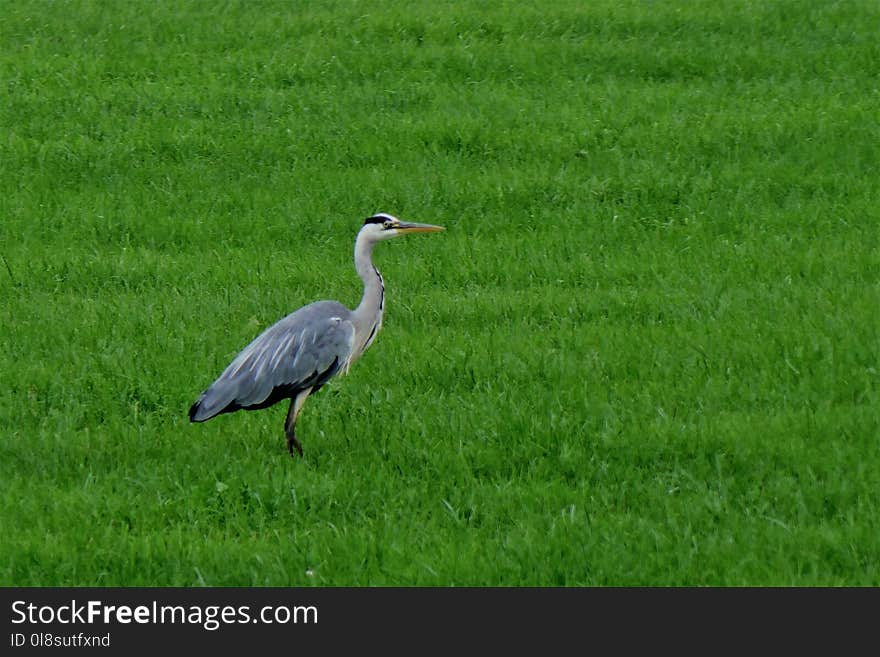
<box><xmin>189</xmin><ymin>213</ymin><xmax>444</xmax><ymax>457</ymax></box>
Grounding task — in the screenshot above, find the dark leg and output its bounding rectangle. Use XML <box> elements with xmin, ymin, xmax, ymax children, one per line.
<box><xmin>284</xmin><ymin>392</ymin><xmax>310</xmax><ymax>458</ymax></box>
<box><xmin>286</xmin><ymin>429</ymin><xmax>303</xmax><ymax>458</ymax></box>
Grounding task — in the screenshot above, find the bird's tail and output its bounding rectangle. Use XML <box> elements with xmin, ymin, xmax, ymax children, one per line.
<box><xmin>188</xmin><ymin>387</ymin><xmax>232</xmax><ymax>423</ymax></box>
<box><xmin>188</xmin><ymin>395</ymin><xmax>210</xmax><ymax>422</ymax></box>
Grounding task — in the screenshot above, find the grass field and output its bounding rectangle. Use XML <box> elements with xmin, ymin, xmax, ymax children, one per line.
<box><xmin>1</xmin><ymin>0</ymin><xmax>878</xmax><ymax>586</ymax></box>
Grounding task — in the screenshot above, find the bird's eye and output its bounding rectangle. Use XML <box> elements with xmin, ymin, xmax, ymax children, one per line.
<box><xmin>383</xmin><ymin>220</ymin><xmax>394</xmax><ymax>229</ymax></box>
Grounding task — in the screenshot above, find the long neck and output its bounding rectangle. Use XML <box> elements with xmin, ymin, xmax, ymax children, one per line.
<box><xmin>351</xmin><ymin>232</ymin><xmax>385</xmax><ymax>355</ymax></box>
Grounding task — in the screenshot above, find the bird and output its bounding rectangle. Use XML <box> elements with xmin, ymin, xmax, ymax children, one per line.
<box><xmin>188</xmin><ymin>213</ymin><xmax>445</xmax><ymax>457</ymax></box>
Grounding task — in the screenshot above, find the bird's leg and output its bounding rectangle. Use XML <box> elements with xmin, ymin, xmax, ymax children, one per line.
<box><xmin>284</xmin><ymin>389</ymin><xmax>312</xmax><ymax>458</ymax></box>
<box><xmin>286</xmin><ymin>428</ymin><xmax>303</xmax><ymax>458</ymax></box>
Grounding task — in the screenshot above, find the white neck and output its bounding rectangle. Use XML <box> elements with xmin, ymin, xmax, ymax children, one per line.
<box><xmin>350</xmin><ymin>231</ymin><xmax>385</xmax><ymax>356</ymax></box>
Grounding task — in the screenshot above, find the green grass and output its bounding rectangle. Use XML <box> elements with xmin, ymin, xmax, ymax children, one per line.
<box><xmin>1</xmin><ymin>0</ymin><xmax>878</xmax><ymax>586</ymax></box>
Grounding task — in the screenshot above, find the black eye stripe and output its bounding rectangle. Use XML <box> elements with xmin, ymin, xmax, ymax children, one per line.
<box><xmin>364</xmin><ymin>214</ymin><xmax>396</xmax><ymax>228</ymax></box>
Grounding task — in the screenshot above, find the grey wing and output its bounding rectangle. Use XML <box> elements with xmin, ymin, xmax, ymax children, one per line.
<box><xmin>189</xmin><ymin>301</ymin><xmax>355</xmax><ymax>422</ymax></box>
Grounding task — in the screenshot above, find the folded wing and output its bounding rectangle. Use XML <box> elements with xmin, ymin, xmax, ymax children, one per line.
<box><xmin>189</xmin><ymin>301</ymin><xmax>356</xmax><ymax>422</ymax></box>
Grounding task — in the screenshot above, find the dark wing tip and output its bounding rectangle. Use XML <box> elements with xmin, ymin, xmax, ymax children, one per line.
<box><xmin>188</xmin><ymin>400</ymin><xmax>202</xmax><ymax>422</ymax></box>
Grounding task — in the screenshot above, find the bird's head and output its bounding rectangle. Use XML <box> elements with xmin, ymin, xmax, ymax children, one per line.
<box><xmin>360</xmin><ymin>213</ymin><xmax>445</xmax><ymax>242</ymax></box>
